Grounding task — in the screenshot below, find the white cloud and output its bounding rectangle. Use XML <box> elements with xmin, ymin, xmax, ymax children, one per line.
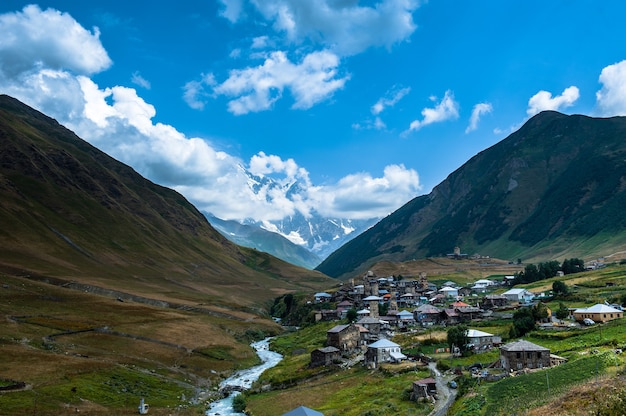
<box><xmin>249</xmin><ymin>0</ymin><xmax>419</xmax><ymax>56</ymax></box>
<box><xmin>218</xmin><ymin>0</ymin><xmax>245</xmax><ymax>23</ymax></box>
<box><xmin>307</xmin><ymin>164</ymin><xmax>421</xmax><ymax>219</ymax></box>
<box><xmin>465</xmin><ymin>102</ymin><xmax>493</xmax><ymax>133</ymax></box>
<box><xmin>596</xmin><ymin>60</ymin><xmax>626</xmax><ymax>116</ymax></box>
<box><xmin>372</xmin><ymin>86</ymin><xmax>410</xmax><ymax>115</ymax></box>
<box><xmin>211</xmin><ymin>50</ymin><xmax>349</xmax><ymax>114</ymax></box>
<box><xmin>526</xmin><ymin>86</ymin><xmax>579</xmax><ymax>116</ymax></box>
<box><xmin>251</xmin><ymin>36</ymin><xmax>270</xmax><ymax>49</ymax></box>
<box><xmin>131</xmin><ymin>71</ymin><xmax>151</xmax><ymax>89</ymax></box>
<box><xmin>0</xmin><ymin>4</ymin><xmax>419</xmax><ymax>225</ymax></box>
<box><xmin>0</xmin><ymin>5</ymin><xmax>111</xmax><ymax>78</ymax></box>
<box><xmin>182</xmin><ymin>73</ymin><xmax>216</xmax><ymax>110</ymax></box>
<box><xmin>408</xmin><ymin>90</ymin><xmax>459</xmax><ymax>132</ymax></box>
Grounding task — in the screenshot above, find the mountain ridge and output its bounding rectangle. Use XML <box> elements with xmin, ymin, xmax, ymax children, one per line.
<box><xmin>317</xmin><ymin>111</ymin><xmax>626</xmax><ymax>279</ymax></box>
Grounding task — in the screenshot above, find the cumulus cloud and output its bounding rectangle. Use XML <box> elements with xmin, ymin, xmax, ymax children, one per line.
<box><xmin>408</xmin><ymin>90</ymin><xmax>459</xmax><ymax>132</ymax></box>
<box><xmin>0</xmin><ymin>5</ymin><xmax>418</xmax><ymax>223</ymax></box>
<box><xmin>308</xmin><ymin>164</ymin><xmax>421</xmax><ymax>219</ymax></box>
<box><xmin>596</xmin><ymin>60</ymin><xmax>626</xmax><ymax>116</ymax></box>
<box><xmin>465</xmin><ymin>102</ymin><xmax>493</xmax><ymax>133</ymax></box>
<box><xmin>210</xmin><ymin>50</ymin><xmax>349</xmax><ymax>114</ymax></box>
<box><xmin>526</xmin><ymin>86</ymin><xmax>579</xmax><ymax>116</ymax></box>
<box><xmin>0</xmin><ymin>5</ymin><xmax>111</xmax><ymax>78</ymax></box>
<box><xmin>248</xmin><ymin>0</ymin><xmax>419</xmax><ymax>56</ymax></box>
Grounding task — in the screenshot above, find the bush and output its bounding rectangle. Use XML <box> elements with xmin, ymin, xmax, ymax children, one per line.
<box><xmin>232</xmin><ymin>394</ymin><xmax>246</xmax><ymax>413</ymax></box>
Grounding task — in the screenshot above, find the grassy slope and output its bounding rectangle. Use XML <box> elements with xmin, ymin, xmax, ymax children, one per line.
<box><xmin>0</xmin><ymin>95</ymin><xmax>333</xmax><ymax>414</ymax></box>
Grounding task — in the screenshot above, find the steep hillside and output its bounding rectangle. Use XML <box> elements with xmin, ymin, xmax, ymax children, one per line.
<box><xmin>317</xmin><ymin>111</ymin><xmax>626</xmax><ymax>278</ymax></box>
<box><xmin>0</xmin><ymin>94</ymin><xmax>331</xmax><ymax>308</ymax></box>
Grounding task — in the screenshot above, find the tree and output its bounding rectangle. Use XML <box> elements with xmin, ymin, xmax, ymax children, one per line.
<box><xmin>509</xmin><ymin>307</ymin><xmax>536</xmax><ymax>338</ymax></box>
<box><xmin>552</xmin><ymin>280</ymin><xmax>569</xmax><ymax>296</ymax></box>
<box><xmin>345</xmin><ymin>308</ymin><xmax>357</xmax><ymax>322</ymax></box>
<box><xmin>378</xmin><ymin>302</ymin><xmax>389</xmax><ymax>317</ymax></box>
<box><xmin>555</xmin><ymin>302</ymin><xmax>569</xmax><ymax>320</ymax></box>
<box><xmin>447</xmin><ymin>325</ymin><xmax>470</xmax><ymax>354</ymax></box>
<box><xmin>562</xmin><ymin>258</ymin><xmax>585</xmax><ymax>274</ymax></box>
<box><xmin>532</xmin><ymin>302</ymin><xmax>549</xmax><ymax>322</ymax></box>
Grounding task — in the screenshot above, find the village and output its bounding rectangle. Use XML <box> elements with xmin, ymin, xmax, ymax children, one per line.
<box><xmin>294</xmin><ymin>264</ymin><xmax>625</xmax><ymax>409</ymax></box>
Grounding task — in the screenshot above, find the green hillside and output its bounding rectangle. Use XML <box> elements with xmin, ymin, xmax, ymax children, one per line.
<box><xmin>317</xmin><ymin>111</ymin><xmax>626</xmax><ymax>279</ymax></box>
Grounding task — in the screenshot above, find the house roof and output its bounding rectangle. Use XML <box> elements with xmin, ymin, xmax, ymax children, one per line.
<box><xmin>500</xmin><ymin>340</ymin><xmax>549</xmax><ymax>352</ymax></box>
<box><xmin>439</xmin><ymin>287</ymin><xmax>458</xmax><ymax>292</ymax></box>
<box><xmin>357</xmin><ymin>308</ymin><xmax>370</xmax><ymax>314</ymax></box>
<box><xmin>314</xmin><ymin>292</ymin><xmax>332</xmax><ymax>297</ymax></box>
<box><xmin>357</xmin><ymin>317</ymin><xmax>381</xmax><ymax>324</ymax></box>
<box><xmin>316</xmin><ymin>346</ymin><xmax>340</xmax><ymax>353</ymax></box>
<box><xmin>390</xmin><ymin>351</ymin><xmax>407</xmax><ymax>360</ymax></box>
<box><xmin>282</xmin><ymin>406</ymin><xmax>325</xmax><ymax>416</ymax></box>
<box><xmin>452</xmin><ymin>301</ymin><xmax>470</xmax><ymax>307</ymax></box>
<box><xmin>413</xmin><ymin>378</ymin><xmax>437</xmax><ymax>386</ymax></box>
<box><xmin>574</xmin><ymin>304</ymin><xmax>623</xmax><ymax>314</ymax></box>
<box><xmin>327</xmin><ymin>324</ymin><xmax>350</xmax><ymax>333</ymax></box>
<box><xmin>397</xmin><ymin>310</ymin><xmax>413</xmax><ymax>317</ymax></box>
<box><xmin>467</xmin><ymin>329</ymin><xmax>493</xmax><ymax>338</ymax></box>
<box><xmin>415</xmin><ymin>304</ymin><xmax>441</xmax><ymax>314</ymax></box>
<box><xmin>368</xmin><ymin>339</ymin><xmax>400</xmax><ymax>349</ymax></box>
<box><xmin>503</xmin><ymin>288</ymin><xmax>528</xmax><ymax>295</ymax></box>
<box><xmin>363</xmin><ymin>295</ymin><xmax>382</xmax><ymax>301</ymax></box>
<box><xmin>475</xmin><ymin>279</ymin><xmax>494</xmax><ymax>285</ymax></box>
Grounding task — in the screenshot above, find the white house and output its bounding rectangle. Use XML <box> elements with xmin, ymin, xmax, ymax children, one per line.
<box><xmin>439</xmin><ymin>286</ymin><xmax>459</xmax><ymax>298</ymax></box>
<box><xmin>502</xmin><ymin>288</ymin><xmax>534</xmax><ymax>303</ymax></box>
<box><xmin>365</xmin><ymin>339</ymin><xmax>407</xmax><ymax>367</ymax></box>
<box><xmin>314</xmin><ymin>292</ymin><xmax>332</xmax><ymax>303</ymax></box>
<box><xmin>472</xmin><ymin>279</ymin><xmax>496</xmax><ymax>292</ymax></box>
<box><xmin>466</xmin><ymin>329</ymin><xmax>501</xmax><ymax>351</ymax></box>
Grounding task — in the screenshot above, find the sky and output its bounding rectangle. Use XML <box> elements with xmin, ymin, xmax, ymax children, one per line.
<box><xmin>2</xmin><ymin>1</ymin><xmax>626</xmax><ymax>224</ymax></box>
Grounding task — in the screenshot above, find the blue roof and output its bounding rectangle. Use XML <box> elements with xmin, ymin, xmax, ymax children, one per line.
<box><xmin>282</xmin><ymin>406</ymin><xmax>325</xmax><ymax>416</ymax></box>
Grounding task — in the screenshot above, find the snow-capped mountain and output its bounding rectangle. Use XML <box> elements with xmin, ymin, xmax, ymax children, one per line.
<box><xmin>204</xmin><ymin>166</ymin><xmax>379</xmax><ymax>269</ymax></box>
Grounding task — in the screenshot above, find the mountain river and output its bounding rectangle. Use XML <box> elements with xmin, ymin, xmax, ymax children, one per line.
<box><xmin>205</xmin><ymin>338</ymin><xmax>283</xmax><ymax>416</ymax></box>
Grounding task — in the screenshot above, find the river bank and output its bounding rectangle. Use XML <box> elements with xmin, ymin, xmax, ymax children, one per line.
<box><xmin>206</xmin><ymin>338</ymin><xmax>283</xmax><ymax>416</ymax></box>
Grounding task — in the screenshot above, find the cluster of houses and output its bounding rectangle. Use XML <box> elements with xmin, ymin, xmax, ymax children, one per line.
<box><xmin>313</xmin><ymin>270</ymin><xmax>624</xmax><ymax>329</ymax></box>
<box><xmin>306</xmin><ymin>269</ymin><xmax>624</xmax><ymax>402</ymax></box>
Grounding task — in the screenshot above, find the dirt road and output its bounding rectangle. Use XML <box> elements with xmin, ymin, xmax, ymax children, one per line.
<box><xmin>428</xmin><ymin>362</ymin><xmax>457</xmax><ymax>416</ymax></box>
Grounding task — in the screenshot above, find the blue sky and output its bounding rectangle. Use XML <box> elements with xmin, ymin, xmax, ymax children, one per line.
<box><xmin>2</xmin><ymin>1</ymin><xmax>626</xmax><ymax>224</ymax></box>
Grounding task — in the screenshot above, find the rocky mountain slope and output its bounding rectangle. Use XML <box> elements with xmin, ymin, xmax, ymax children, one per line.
<box><xmin>205</xmin><ymin>213</ymin><xmax>323</xmax><ymax>269</ymax></box>
<box><xmin>317</xmin><ymin>111</ymin><xmax>626</xmax><ymax>279</ymax></box>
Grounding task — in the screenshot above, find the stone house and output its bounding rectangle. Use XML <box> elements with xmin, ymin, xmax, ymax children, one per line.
<box><xmin>413</xmin><ymin>304</ymin><xmax>443</xmax><ymax>326</ymax></box>
<box><xmin>482</xmin><ymin>294</ymin><xmax>508</xmax><ymax>309</ymax></box>
<box><xmin>356</xmin><ymin>316</ymin><xmax>382</xmax><ymax>339</ymax></box>
<box><xmin>326</xmin><ymin>324</ymin><xmax>360</xmax><ymax>352</ymax></box>
<box><xmin>500</xmin><ymin>340</ymin><xmax>550</xmax><ymax>371</ymax></box>
<box><xmin>310</xmin><ymin>346</ymin><xmax>341</xmax><ymax>368</ymax></box>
